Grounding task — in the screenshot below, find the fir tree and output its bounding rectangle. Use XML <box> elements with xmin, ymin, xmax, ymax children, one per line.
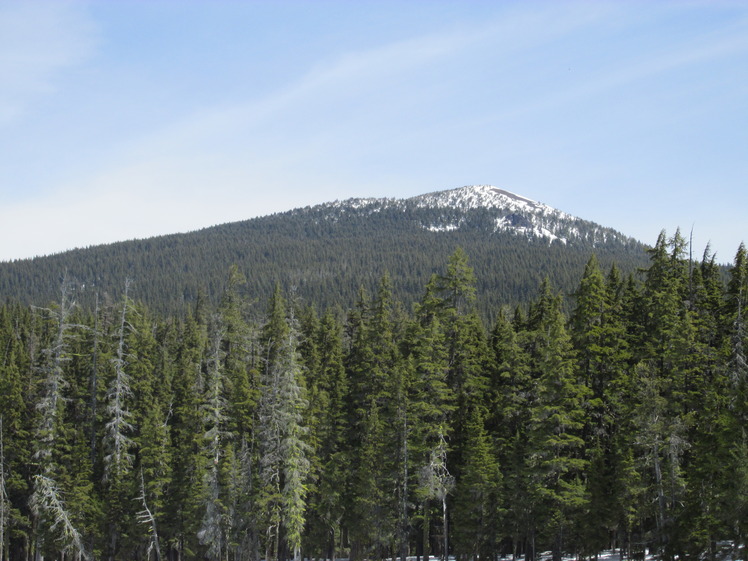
<box><xmin>163</xmin><ymin>311</ymin><xmax>207</xmax><ymax>559</ymax></box>
<box><xmin>451</xmin><ymin>403</ymin><xmax>501</xmax><ymax>561</ymax></box>
<box><xmin>302</xmin><ymin>309</ymin><xmax>349</xmax><ymax>560</ymax></box>
<box><xmin>198</xmin><ymin>318</ymin><xmax>231</xmax><ymax>561</ymax></box>
<box><xmin>0</xmin><ymin>418</ymin><xmax>7</xmax><ymax>561</ymax></box>
<box><xmin>419</xmin><ymin>430</ymin><xmax>454</xmax><ymax>561</ymax></box>
<box><xmin>524</xmin><ymin>279</ymin><xmax>588</xmax><ymax>561</ymax></box>
<box><xmin>257</xmin><ymin>287</ymin><xmax>310</xmax><ymax>561</ymax></box>
<box><xmin>29</xmin><ymin>274</ymin><xmax>91</xmax><ymax>560</ymax></box>
<box><xmin>570</xmin><ymin>255</ymin><xmax>632</xmax><ymax>553</ymax></box>
<box><xmin>344</xmin><ymin>275</ymin><xmax>404</xmax><ymax>560</ymax></box>
<box><xmin>103</xmin><ymin>279</ymin><xmax>135</xmax><ymax>481</ymax></box>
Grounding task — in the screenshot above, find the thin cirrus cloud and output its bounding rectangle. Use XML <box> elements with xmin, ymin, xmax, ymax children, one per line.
<box><xmin>109</xmin><ymin>2</ymin><xmax>614</xmax><ymax>186</ymax></box>
<box><xmin>1</xmin><ymin>1</ymin><xmax>746</xmax><ymax>262</ymax></box>
<box><xmin>0</xmin><ymin>2</ymin><xmax>97</xmax><ymax>124</ymax></box>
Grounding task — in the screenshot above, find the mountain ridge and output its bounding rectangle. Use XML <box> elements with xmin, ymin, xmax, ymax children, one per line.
<box><xmin>297</xmin><ymin>184</ymin><xmax>636</xmax><ymax>248</ymax></box>
<box><xmin>0</xmin><ymin>185</ymin><xmax>650</xmax><ymax>316</ymax></box>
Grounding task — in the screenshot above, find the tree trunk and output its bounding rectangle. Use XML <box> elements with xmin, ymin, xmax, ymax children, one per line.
<box><xmin>652</xmin><ymin>442</ymin><xmax>666</xmax><ymax>557</ymax></box>
<box><xmin>422</xmin><ymin>504</ymin><xmax>430</xmax><ymax>561</ymax></box>
<box><xmin>442</xmin><ymin>496</ymin><xmax>448</xmax><ymax>561</ymax></box>
<box><xmin>551</xmin><ymin>528</ymin><xmax>562</xmax><ymax>561</ymax></box>
<box><xmin>524</xmin><ymin>528</ymin><xmax>535</xmax><ymax>561</ymax></box>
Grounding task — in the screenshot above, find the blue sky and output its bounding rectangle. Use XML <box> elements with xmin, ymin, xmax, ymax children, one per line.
<box><xmin>1</xmin><ymin>1</ymin><xmax>746</xmax><ymax>263</ymax></box>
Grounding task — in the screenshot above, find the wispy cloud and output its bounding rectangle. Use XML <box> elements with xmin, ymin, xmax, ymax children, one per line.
<box><xmin>0</xmin><ymin>1</ymin><xmax>97</xmax><ymax>123</ymax></box>
<box><xmin>1</xmin><ymin>1</ymin><xmax>746</xmax><ymax>261</ymax></box>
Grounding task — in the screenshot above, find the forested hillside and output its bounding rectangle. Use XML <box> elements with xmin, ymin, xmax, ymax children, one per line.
<box><xmin>1</xmin><ymin>230</ymin><xmax>746</xmax><ymax>561</ymax></box>
<box><xmin>0</xmin><ymin>187</ymin><xmax>650</xmax><ymax>318</ymax></box>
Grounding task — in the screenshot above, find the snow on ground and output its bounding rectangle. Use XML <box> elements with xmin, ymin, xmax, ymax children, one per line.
<box><xmin>325</xmin><ymin>549</ymin><xmax>743</xmax><ymax>561</ymax></box>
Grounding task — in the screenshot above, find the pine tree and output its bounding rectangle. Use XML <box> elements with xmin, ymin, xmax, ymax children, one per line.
<box><xmin>218</xmin><ymin>265</ymin><xmax>258</xmax><ymax>442</ymax></box>
<box><xmin>303</xmin><ymin>310</ymin><xmax>349</xmax><ymax>560</ymax></box>
<box><xmin>29</xmin><ymin>274</ymin><xmax>92</xmax><ymax>560</ymax></box>
<box><xmin>488</xmin><ymin>310</ymin><xmax>532</xmax><ymax>560</ymax></box>
<box><xmin>570</xmin><ymin>256</ymin><xmax>633</xmax><ymax>554</ymax></box>
<box><xmin>726</xmin><ymin>243</ymin><xmax>748</xmax><ymax>417</ymax></box>
<box><xmin>524</xmin><ymin>279</ymin><xmax>588</xmax><ymax>561</ymax></box>
<box><xmin>633</xmin><ymin>230</ymin><xmax>700</xmax><ymax>558</ymax></box>
<box><xmin>103</xmin><ymin>279</ymin><xmax>135</xmax><ymax>481</ymax></box>
<box><xmin>0</xmin><ymin>305</ymin><xmax>33</xmax><ymax>561</ymax></box>
<box><xmin>163</xmin><ymin>311</ymin><xmax>208</xmax><ymax>559</ymax></box>
<box><xmin>134</xmin><ymin>341</ymin><xmax>173</xmax><ymax>561</ymax></box>
<box><xmin>257</xmin><ymin>287</ymin><xmax>310</xmax><ymax>561</ymax></box>
<box><xmin>419</xmin><ymin>430</ymin><xmax>454</xmax><ymax>561</ymax></box>
<box><xmin>198</xmin><ymin>317</ymin><xmax>232</xmax><ymax>560</ymax></box>
<box><xmin>0</xmin><ymin>417</ymin><xmax>7</xmax><ymax>561</ymax></box>
<box><xmin>721</xmin><ymin>244</ymin><xmax>748</xmax><ymax>556</ymax></box>
<box><xmin>344</xmin><ymin>275</ymin><xmax>404</xmax><ymax>560</ymax></box>
<box><xmin>407</xmin><ymin>301</ymin><xmax>455</xmax><ymax>561</ymax></box>
<box><xmin>451</xmin><ymin>403</ymin><xmax>501</xmax><ymax>561</ymax></box>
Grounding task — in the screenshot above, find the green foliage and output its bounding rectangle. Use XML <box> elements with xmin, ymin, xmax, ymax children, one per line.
<box><xmin>0</xmin><ymin>197</ymin><xmax>652</xmax><ymax>321</ymax></box>
<box><xmin>0</xmin><ymin>232</ymin><xmax>745</xmax><ymax>560</ymax></box>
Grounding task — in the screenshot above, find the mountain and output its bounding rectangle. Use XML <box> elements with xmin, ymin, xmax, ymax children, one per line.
<box><xmin>0</xmin><ymin>185</ymin><xmax>649</xmax><ymax>316</ymax></box>
<box><xmin>311</xmin><ymin>185</ymin><xmax>631</xmax><ymax>246</ymax></box>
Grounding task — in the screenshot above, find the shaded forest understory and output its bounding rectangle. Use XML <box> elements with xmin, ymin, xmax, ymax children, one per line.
<box><xmin>1</xmin><ymin>230</ymin><xmax>747</xmax><ymax>561</ymax></box>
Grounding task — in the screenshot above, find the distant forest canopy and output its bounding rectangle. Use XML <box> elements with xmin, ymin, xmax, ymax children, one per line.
<box><xmin>0</xmin><ymin>201</ymin><xmax>653</xmax><ymax>318</ymax></box>
<box><xmin>1</xmin><ymin>229</ymin><xmax>747</xmax><ymax>561</ymax></box>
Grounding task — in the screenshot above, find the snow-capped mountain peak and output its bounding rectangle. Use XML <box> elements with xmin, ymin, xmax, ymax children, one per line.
<box><xmin>410</xmin><ymin>185</ymin><xmax>562</xmax><ymax>216</ymax></box>
<box><xmin>304</xmin><ymin>184</ymin><xmax>633</xmax><ymax>248</ymax></box>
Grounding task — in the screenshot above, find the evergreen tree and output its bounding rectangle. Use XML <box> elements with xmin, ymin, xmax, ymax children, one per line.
<box><xmin>29</xmin><ymin>274</ymin><xmax>94</xmax><ymax>561</ymax></box>
<box><xmin>132</xmin><ymin>314</ymin><xmax>173</xmax><ymax>561</ymax></box>
<box><xmin>524</xmin><ymin>279</ymin><xmax>588</xmax><ymax>561</ymax></box>
<box><xmin>570</xmin><ymin>256</ymin><xmax>633</xmax><ymax>553</ymax></box>
<box><xmin>406</xmin><ymin>300</ymin><xmax>454</xmax><ymax>561</ymax></box>
<box><xmin>0</xmin><ymin>417</ymin><xmax>8</xmax><ymax>561</ymax></box>
<box><xmin>488</xmin><ymin>310</ymin><xmax>532</xmax><ymax>560</ymax></box>
<box><xmin>419</xmin><ymin>430</ymin><xmax>454</xmax><ymax>561</ymax></box>
<box><xmin>0</xmin><ymin>305</ymin><xmax>34</xmax><ymax>561</ymax></box>
<box><xmin>633</xmin><ymin>230</ymin><xmax>701</xmax><ymax>558</ymax></box>
<box><xmin>303</xmin><ymin>310</ymin><xmax>349</xmax><ymax>560</ymax></box>
<box><xmin>721</xmin><ymin>244</ymin><xmax>748</xmax><ymax>556</ymax></box>
<box><xmin>198</xmin><ymin>318</ymin><xmax>232</xmax><ymax>561</ymax></box>
<box><xmin>344</xmin><ymin>275</ymin><xmax>404</xmax><ymax>560</ymax></box>
<box><xmin>163</xmin><ymin>311</ymin><xmax>208</xmax><ymax>559</ymax></box>
<box><xmin>257</xmin><ymin>287</ymin><xmax>310</xmax><ymax>561</ymax></box>
<box><xmin>451</xmin><ymin>403</ymin><xmax>501</xmax><ymax>561</ymax></box>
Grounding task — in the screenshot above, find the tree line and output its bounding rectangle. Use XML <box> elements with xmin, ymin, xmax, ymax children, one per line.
<box><xmin>0</xmin><ymin>202</ymin><xmax>649</xmax><ymax>318</ymax></box>
<box><xmin>0</xmin><ymin>230</ymin><xmax>746</xmax><ymax>561</ymax></box>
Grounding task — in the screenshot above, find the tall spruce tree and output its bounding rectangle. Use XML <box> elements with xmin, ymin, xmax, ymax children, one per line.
<box><xmin>29</xmin><ymin>274</ymin><xmax>93</xmax><ymax>561</ymax></box>
<box><xmin>451</xmin><ymin>403</ymin><xmax>501</xmax><ymax>561</ymax></box>
<box><xmin>302</xmin><ymin>310</ymin><xmax>348</xmax><ymax>560</ymax></box>
<box><xmin>570</xmin><ymin>255</ymin><xmax>633</xmax><ymax>554</ymax></box>
<box><xmin>488</xmin><ymin>310</ymin><xmax>533</xmax><ymax>560</ymax></box>
<box><xmin>198</xmin><ymin>318</ymin><xmax>232</xmax><ymax>561</ymax></box>
<box><xmin>0</xmin><ymin>305</ymin><xmax>34</xmax><ymax>561</ymax></box>
<box><xmin>257</xmin><ymin>286</ymin><xmax>310</xmax><ymax>561</ymax></box>
<box><xmin>524</xmin><ymin>279</ymin><xmax>588</xmax><ymax>561</ymax></box>
<box><xmin>163</xmin><ymin>310</ymin><xmax>208</xmax><ymax>559</ymax></box>
<box><xmin>407</xmin><ymin>294</ymin><xmax>455</xmax><ymax>561</ymax></box>
<box><xmin>344</xmin><ymin>275</ymin><xmax>405</xmax><ymax>560</ymax></box>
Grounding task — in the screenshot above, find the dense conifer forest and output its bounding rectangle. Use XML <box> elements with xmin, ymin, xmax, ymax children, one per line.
<box><xmin>0</xmin><ymin>195</ymin><xmax>650</xmax><ymax>318</ymax></box>
<box><xmin>1</xmin><ymin>230</ymin><xmax>747</xmax><ymax>561</ymax></box>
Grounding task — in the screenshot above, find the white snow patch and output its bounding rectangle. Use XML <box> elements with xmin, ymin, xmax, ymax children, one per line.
<box><xmin>410</xmin><ymin>185</ymin><xmax>571</xmax><ymax>221</ymax></box>
<box><xmin>426</xmin><ymin>223</ymin><xmax>461</xmax><ymax>232</ymax></box>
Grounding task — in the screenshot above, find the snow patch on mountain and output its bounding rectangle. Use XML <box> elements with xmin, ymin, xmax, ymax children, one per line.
<box><xmin>301</xmin><ymin>184</ymin><xmax>634</xmax><ymax>248</ymax></box>
<box><xmin>412</xmin><ymin>185</ymin><xmax>575</xmax><ymax>243</ymax></box>
<box><xmin>411</xmin><ymin>185</ymin><xmax>564</xmax><ymax>218</ymax></box>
